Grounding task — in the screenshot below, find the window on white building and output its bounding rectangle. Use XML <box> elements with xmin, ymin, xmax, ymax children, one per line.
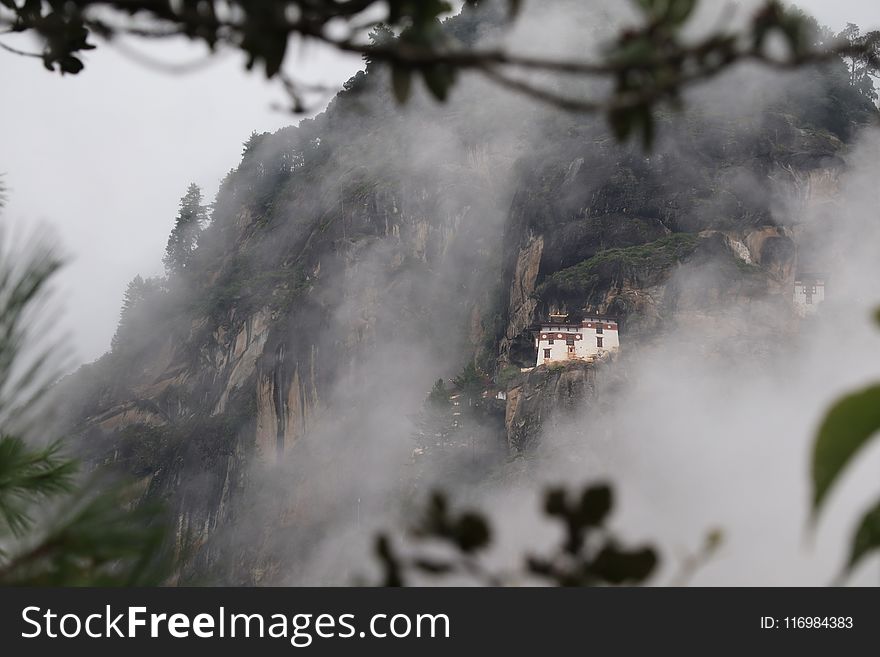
<box><xmin>597</xmin><ymin>337</ymin><xmax>604</xmax><ymax>348</ymax></box>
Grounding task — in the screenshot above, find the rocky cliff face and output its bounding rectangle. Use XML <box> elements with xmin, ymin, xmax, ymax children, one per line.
<box><xmin>493</xmin><ymin>103</ymin><xmax>861</xmax><ymax>368</ymax></box>
<box><xmin>56</xmin><ymin>7</ymin><xmax>876</xmax><ymax>580</ymax></box>
<box><xmin>506</xmin><ymin>360</ymin><xmax>607</xmax><ymax>452</ymax></box>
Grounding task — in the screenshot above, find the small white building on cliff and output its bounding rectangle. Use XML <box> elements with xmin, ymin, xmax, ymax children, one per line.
<box><xmin>793</xmin><ymin>272</ymin><xmax>827</xmax><ymax>317</ymax></box>
<box><xmin>534</xmin><ymin>313</ymin><xmax>619</xmax><ymax>366</ymax></box>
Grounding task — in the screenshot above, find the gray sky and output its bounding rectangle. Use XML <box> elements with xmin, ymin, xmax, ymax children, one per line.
<box><xmin>1</xmin><ymin>0</ymin><xmax>878</xmax><ymax>364</ymax></box>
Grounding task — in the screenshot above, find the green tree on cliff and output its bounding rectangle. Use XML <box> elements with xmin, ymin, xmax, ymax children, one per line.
<box><xmin>414</xmin><ymin>379</ymin><xmax>457</xmax><ymax>450</ymax></box>
<box><xmin>838</xmin><ymin>23</ymin><xmax>880</xmax><ymax>101</ymax></box>
<box><xmin>111</xmin><ymin>275</ymin><xmax>165</xmax><ymax>353</ymax></box>
<box><xmin>427</xmin><ymin>379</ymin><xmax>450</xmax><ymax>408</ymax></box>
<box><xmin>164</xmin><ymin>183</ymin><xmax>209</xmax><ymax>276</ymax></box>
<box><xmin>453</xmin><ymin>362</ymin><xmax>485</xmax><ymax>408</ymax></box>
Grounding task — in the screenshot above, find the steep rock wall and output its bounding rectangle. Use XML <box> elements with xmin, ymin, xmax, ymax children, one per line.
<box><xmin>505</xmin><ymin>360</ymin><xmax>602</xmax><ymax>452</ymax></box>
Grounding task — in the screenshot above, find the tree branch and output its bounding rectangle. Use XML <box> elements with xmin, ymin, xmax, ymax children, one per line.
<box><xmin>0</xmin><ymin>40</ymin><xmax>42</xmax><ymax>59</ymax></box>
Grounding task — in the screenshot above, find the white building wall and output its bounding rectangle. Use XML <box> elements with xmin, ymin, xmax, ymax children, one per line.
<box><xmin>535</xmin><ymin>332</ymin><xmax>577</xmax><ymax>364</ymax></box>
<box><xmin>535</xmin><ymin>319</ymin><xmax>620</xmax><ymax>366</ymax></box>
<box><xmin>793</xmin><ymin>282</ymin><xmax>825</xmax><ymax>317</ymax></box>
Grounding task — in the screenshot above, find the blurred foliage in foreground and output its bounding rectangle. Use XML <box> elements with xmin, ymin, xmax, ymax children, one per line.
<box><xmin>2</xmin><ymin>1</ymin><xmax>879</xmax><ymax>147</ymax></box>
<box><xmin>374</xmin><ymin>484</ymin><xmax>701</xmax><ymax>586</ymax></box>
<box><xmin>0</xmin><ymin>233</ymin><xmax>173</xmax><ymax>585</ymax></box>
<box><xmin>812</xmin><ymin>309</ymin><xmax>880</xmax><ymax>578</ymax></box>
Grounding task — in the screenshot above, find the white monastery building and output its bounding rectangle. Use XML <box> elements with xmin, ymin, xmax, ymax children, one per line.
<box><xmin>793</xmin><ymin>272</ymin><xmax>827</xmax><ymax>317</ymax></box>
<box><xmin>535</xmin><ymin>313</ymin><xmax>619</xmax><ymax>367</ymax></box>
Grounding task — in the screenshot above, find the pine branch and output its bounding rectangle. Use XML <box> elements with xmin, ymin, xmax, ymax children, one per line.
<box><xmin>0</xmin><ymin>481</ymin><xmax>171</xmax><ymax>586</ymax></box>
<box><xmin>0</xmin><ymin>231</ymin><xmax>175</xmax><ymax>585</ymax></box>
<box><xmin>0</xmin><ymin>437</ymin><xmax>76</xmax><ymax>537</ymax></box>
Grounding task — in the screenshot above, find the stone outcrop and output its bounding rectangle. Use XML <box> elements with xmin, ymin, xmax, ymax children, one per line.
<box><xmin>505</xmin><ymin>360</ymin><xmax>601</xmax><ymax>452</ymax></box>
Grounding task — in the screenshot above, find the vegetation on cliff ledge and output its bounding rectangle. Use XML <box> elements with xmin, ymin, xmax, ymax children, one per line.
<box><xmin>538</xmin><ymin>233</ymin><xmax>700</xmax><ymax>299</ymax></box>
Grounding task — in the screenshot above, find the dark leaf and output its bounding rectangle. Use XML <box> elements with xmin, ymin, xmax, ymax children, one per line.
<box><xmin>846</xmin><ymin>500</ymin><xmax>880</xmax><ymax>574</ymax></box>
<box><xmin>544</xmin><ymin>487</ymin><xmax>567</xmax><ymax>517</ymax></box>
<box><xmin>526</xmin><ymin>555</ymin><xmax>554</xmax><ymax>577</ymax></box>
<box><xmin>812</xmin><ymin>384</ymin><xmax>880</xmax><ymax>513</ymax></box>
<box><xmin>422</xmin><ymin>65</ymin><xmax>454</xmax><ymax>102</ymax></box>
<box><xmin>259</xmin><ymin>37</ymin><xmax>288</xmax><ymax>78</ymax></box>
<box><xmin>413</xmin><ymin>558</ymin><xmax>453</xmax><ymax>574</ymax></box>
<box><xmin>609</xmin><ymin>107</ymin><xmax>636</xmax><ymax>142</ymax></box>
<box><xmin>391</xmin><ymin>64</ymin><xmax>412</xmax><ymax>104</ymax></box>
<box><xmin>454</xmin><ymin>511</ymin><xmax>490</xmax><ymax>553</ymax></box>
<box><xmin>58</xmin><ymin>55</ymin><xmax>84</xmax><ymax>74</ymax></box>
<box><xmin>577</xmin><ymin>484</ymin><xmax>613</xmax><ymax>527</ymax></box>
<box><xmin>590</xmin><ymin>543</ymin><xmax>658</xmax><ymax>584</ymax></box>
<box><xmin>375</xmin><ymin>534</ymin><xmax>403</xmax><ymax>587</ymax></box>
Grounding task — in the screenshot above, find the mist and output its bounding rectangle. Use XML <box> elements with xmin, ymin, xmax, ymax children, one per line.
<box><xmin>7</xmin><ymin>0</ymin><xmax>880</xmax><ymax>587</ymax></box>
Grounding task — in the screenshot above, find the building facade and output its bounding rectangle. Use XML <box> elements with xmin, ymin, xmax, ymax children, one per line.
<box><xmin>534</xmin><ymin>314</ymin><xmax>620</xmax><ymax>366</ymax></box>
<box><xmin>793</xmin><ymin>272</ymin><xmax>827</xmax><ymax>317</ymax></box>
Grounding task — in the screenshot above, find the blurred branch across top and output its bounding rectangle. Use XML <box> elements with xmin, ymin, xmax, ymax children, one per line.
<box><xmin>1</xmin><ymin>0</ymin><xmax>879</xmax><ymax>146</ymax></box>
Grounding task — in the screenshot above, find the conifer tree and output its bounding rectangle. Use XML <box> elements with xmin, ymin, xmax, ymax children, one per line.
<box><xmin>427</xmin><ymin>378</ymin><xmax>450</xmax><ymax>408</ymax></box>
<box><xmin>838</xmin><ymin>23</ymin><xmax>880</xmax><ymax>101</ymax></box>
<box><xmin>413</xmin><ymin>379</ymin><xmax>457</xmax><ymax>451</ymax></box>
<box><xmin>111</xmin><ymin>275</ymin><xmax>164</xmax><ymax>353</ymax></box>
<box><xmin>163</xmin><ymin>183</ymin><xmax>208</xmax><ymax>276</ymax></box>
<box><xmin>453</xmin><ymin>362</ymin><xmax>485</xmax><ymax>408</ymax></box>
